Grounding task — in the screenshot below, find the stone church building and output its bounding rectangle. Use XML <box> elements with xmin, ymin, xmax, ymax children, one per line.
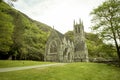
<box><xmin>45</xmin><ymin>20</ymin><xmax>88</xmax><ymax>62</ymax></box>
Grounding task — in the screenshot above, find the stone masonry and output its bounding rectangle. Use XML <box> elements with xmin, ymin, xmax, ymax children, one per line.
<box><xmin>45</xmin><ymin>20</ymin><xmax>88</xmax><ymax>62</ymax></box>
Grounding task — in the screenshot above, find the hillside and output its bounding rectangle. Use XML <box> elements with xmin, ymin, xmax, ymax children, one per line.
<box><xmin>0</xmin><ymin>2</ymin><xmax>52</xmax><ymax>60</ymax></box>
<box><xmin>0</xmin><ymin>1</ymin><xmax>117</xmax><ymax>61</ymax></box>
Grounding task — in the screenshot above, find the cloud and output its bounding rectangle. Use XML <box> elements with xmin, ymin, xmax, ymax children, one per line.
<box><xmin>13</xmin><ymin>0</ymin><xmax>105</xmax><ymax>33</ymax></box>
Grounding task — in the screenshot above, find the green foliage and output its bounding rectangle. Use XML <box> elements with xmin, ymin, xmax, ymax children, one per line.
<box><xmin>4</xmin><ymin>0</ymin><xmax>18</xmax><ymax>6</ymax></box>
<box><xmin>0</xmin><ymin>2</ymin><xmax>51</xmax><ymax>60</ymax></box>
<box><xmin>33</xmin><ymin>20</ymin><xmax>51</xmax><ymax>33</ymax></box>
<box><xmin>86</xmin><ymin>33</ymin><xmax>117</xmax><ymax>60</ymax></box>
<box><xmin>0</xmin><ymin>0</ymin><xmax>2</xmax><ymax>2</ymax></box>
<box><xmin>0</xmin><ymin>62</ymin><xmax>120</xmax><ymax>80</ymax></box>
<box><xmin>86</xmin><ymin>33</ymin><xmax>102</xmax><ymax>57</ymax></box>
<box><xmin>100</xmin><ymin>44</ymin><xmax>117</xmax><ymax>57</ymax></box>
<box><xmin>64</xmin><ymin>31</ymin><xmax>74</xmax><ymax>41</ymax></box>
<box><xmin>65</xmin><ymin>31</ymin><xmax>117</xmax><ymax>60</ymax></box>
<box><xmin>0</xmin><ymin>3</ymin><xmax>14</xmax><ymax>53</ymax></box>
<box><xmin>91</xmin><ymin>0</ymin><xmax>120</xmax><ymax>40</ymax></box>
<box><xmin>90</xmin><ymin>0</ymin><xmax>120</xmax><ymax>61</ymax></box>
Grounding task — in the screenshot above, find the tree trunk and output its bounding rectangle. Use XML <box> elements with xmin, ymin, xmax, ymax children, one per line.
<box><xmin>117</xmin><ymin>29</ymin><xmax>120</xmax><ymax>43</ymax></box>
<box><xmin>114</xmin><ymin>37</ymin><xmax>120</xmax><ymax>61</ymax></box>
<box><xmin>110</xmin><ymin>22</ymin><xmax>120</xmax><ymax>64</ymax></box>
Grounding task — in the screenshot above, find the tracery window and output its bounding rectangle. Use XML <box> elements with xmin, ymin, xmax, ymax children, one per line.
<box><xmin>50</xmin><ymin>41</ymin><xmax>57</xmax><ymax>53</ymax></box>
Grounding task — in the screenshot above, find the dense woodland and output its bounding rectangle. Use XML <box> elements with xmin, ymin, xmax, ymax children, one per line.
<box><xmin>0</xmin><ymin>1</ymin><xmax>51</xmax><ymax>60</ymax></box>
<box><xmin>0</xmin><ymin>1</ymin><xmax>118</xmax><ymax>61</ymax></box>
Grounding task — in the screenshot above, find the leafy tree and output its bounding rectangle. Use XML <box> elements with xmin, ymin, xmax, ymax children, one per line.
<box><xmin>64</xmin><ymin>31</ymin><xmax>117</xmax><ymax>60</ymax></box>
<box><xmin>0</xmin><ymin>0</ymin><xmax>17</xmax><ymax>6</ymax></box>
<box><xmin>0</xmin><ymin>2</ymin><xmax>50</xmax><ymax>60</ymax></box>
<box><xmin>64</xmin><ymin>31</ymin><xmax>74</xmax><ymax>41</ymax></box>
<box><xmin>86</xmin><ymin>33</ymin><xmax>103</xmax><ymax>57</ymax></box>
<box><xmin>7</xmin><ymin>0</ymin><xmax>17</xmax><ymax>6</ymax></box>
<box><xmin>86</xmin><ymin>33</ymin><xmax>117</xmax><ymax>62</ymax></box>
<box><xmin>91</xmin><ymin>0</ymin><xmax>120</xmax><ymax>62</ymax></box>
<box><xmin>0</xmin><ymin>3</ymin><xmax>14</xmax><ymax>59</ymax></box>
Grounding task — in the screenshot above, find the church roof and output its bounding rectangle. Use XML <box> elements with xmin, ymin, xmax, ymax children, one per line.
<box><xmin>55</xmin><ymin>30</ymin><xmax>73</xmax><ymax>42</ymax></box>
<box><xmin>48</xmin><ymin>27</ymin><xmax>73</xmax><ymax>43</ymax></box>
<box><xmin>55</xmin><ymin>30</ymin><xmax>64</xmax><ymax>39</ymax></box>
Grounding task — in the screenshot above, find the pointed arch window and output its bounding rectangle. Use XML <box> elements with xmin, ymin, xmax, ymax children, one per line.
<box><xmin>50</xmin><ymin>40</ymin><xmax>57</xmax><ymax>53</ymax></box>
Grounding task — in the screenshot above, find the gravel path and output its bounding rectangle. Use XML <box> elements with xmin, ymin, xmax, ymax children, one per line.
<box><xmin>0</xmin><ymin>63</ymin><xmax>66</xmax><ymax>72</ymax></box>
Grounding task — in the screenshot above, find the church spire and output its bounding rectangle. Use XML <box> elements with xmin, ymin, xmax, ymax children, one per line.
<box><xmin>74</xmin><ymin>20</ymin><xmax>75</xmax><ymax>26</ymax></box>
<box><xmin>79</xmin><ymin>18</ymin><xmax>84</xmax><ymax>26</ymax></box>
<box><xmin>79</xmin><ymin>18</ymin><xmax>81</xmax><ymax>24</ymax></box>
<box><xmin>73</xmin><ymin>18</ymin><xmax>88</xmax><ymax>62</ymax></box>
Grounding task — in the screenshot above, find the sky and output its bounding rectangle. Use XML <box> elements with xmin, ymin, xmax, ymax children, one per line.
<box><xmin>12</xmin><ymin>0</ymin><xmax>105</xmax><ymax>34</ymax></box>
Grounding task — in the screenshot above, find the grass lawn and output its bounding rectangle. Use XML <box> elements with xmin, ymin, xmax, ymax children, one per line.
<box><xmin>0</xmin><ymin>60</ymin><xmax>52</xmax><ymax>68</ymax></box>
<box><xmin>0</xmin><ymin>62</ymin><xmax>120</xmax><ymax>80</ymax></box>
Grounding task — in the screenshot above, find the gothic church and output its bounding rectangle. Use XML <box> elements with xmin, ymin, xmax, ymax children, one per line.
<box><xmin>45</xmin><ymin>20</ymin><xmax>88</xmax><ymax>62</ymax></box>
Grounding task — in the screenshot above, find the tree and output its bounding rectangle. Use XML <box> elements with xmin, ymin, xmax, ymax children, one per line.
<box><xmin>91</xmin><ymin>0</ymin><xmax>120</xmax><ymax>63</ymax></box>
<box><xmin>0</xmin><ymin>5</ymin><xmax>14</xmax><ymax>59</ymax></box>
<box><xmin>64</xmin><ymin>31</ymin><xmax>74</xmax><ymax>41</ymax></box>
<box><xmin>86</xmin><ymin>33</ymin><xmax>117</xmax><ymax>61</ymax></box>
<box><xmin>0</xmin><ymin>2</ymin><xmax>50</xmax><ymax>60</ymax></box>
<box><xmin>64</xmin><ymin>31</ymin><xmax>117</xmax><ymax>60</ymax></box>
<box><xmin>0</xmin><ymin>0</ymin><xmax>17</xmax><ymax>6</ymax></box>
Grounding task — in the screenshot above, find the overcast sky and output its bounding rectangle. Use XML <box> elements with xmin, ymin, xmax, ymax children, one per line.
<box><xmin>13</xmin><ymin>0</ymin><xmax>105</xmax><ymax>33</ymax></box>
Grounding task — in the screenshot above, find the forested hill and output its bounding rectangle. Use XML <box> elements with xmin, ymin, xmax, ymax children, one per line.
<box><xmin>0</xmin><ymin>2</ymin><xmax>52</xmax><ymax>60</ymax></box>
<box><xmin>0</xmin><ymin>1</ymin><xmax>117</xmax><ymax>61</ymax></box>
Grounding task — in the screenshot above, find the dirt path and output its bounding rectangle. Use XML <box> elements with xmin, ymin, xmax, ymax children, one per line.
<box><xmin>0</xmin><ymin>63</ymin><xmax>66</xmax><ymax>72</ymax></box>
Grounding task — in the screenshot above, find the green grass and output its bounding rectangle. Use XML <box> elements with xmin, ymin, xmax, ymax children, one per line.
<box><xmin>0</xmin><ymin>60</ymin><xmax>52</xmax><ymax>68</ymax></box>
<box><xmin>0</xmin><ymin>62</ymin><xmax>120</xmax><ymax>80</ymax></box>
